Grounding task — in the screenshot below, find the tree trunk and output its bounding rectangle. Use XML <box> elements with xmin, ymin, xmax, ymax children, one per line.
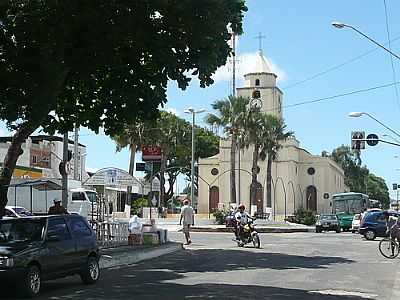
<box><xmin>160</xmin><ymin>152</ymin><xmax>166</xmax><ymax>207</ymax></box>
<box><xmin>0</xmin><ymin>124</ymin><xmax>38</xmax><ymax>217</ymax></box>
<box><xmin>127</xmin><ymin>144</ymin><xmax>137</xmax><ymax>199</ymax></box>
<box><xmin>0</xmin><ymin>65</ymin><xmax>68</xmax><ymax>218</ymax></box>
<box><xmin>250</xmin><ymin>144</ymin><xmax>259</xmax><ymax>210</ymax></box>
<box><xmin>230</xmin><ymin>135</ymin><xmax>236</xmax><ymax>204</ymax></box>
<box><xmin>266</xmin><ymin>156</ymin><xmax>273</xmax><ymax>207</ymax></box>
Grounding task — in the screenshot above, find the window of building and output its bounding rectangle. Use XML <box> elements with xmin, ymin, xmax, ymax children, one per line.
<box><xmin>255</xmin><ymin>78</ymin><xmax>260</xmax><ymax>86</ymax></box>
<box><xmin>32</xmin><ymin>155</ymin><xmax>37</xmax><ymax>164</ymax></box>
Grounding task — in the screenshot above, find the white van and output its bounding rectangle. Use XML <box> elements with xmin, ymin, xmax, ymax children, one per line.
<box><xmin>68</xmin><ymin>188</ymin><xmax>98</xmax><ymax>219</ymax></box>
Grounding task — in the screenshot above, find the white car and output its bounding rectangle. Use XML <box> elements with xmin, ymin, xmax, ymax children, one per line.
<box><xmin>5</xmin><ymin>206</ymin><xmax>33</xmax><ymax>218</ymax></box>
<box><xmin>351</xmin><ymin>214</ymin><xmax>361</xmax><ymax>233</ymax></box>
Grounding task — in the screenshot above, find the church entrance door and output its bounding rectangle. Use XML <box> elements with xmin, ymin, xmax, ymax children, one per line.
<box><xmin>209</xmin><ymin>186</ymin><xmax>219</xmax><ymax>213</ymax></box>
<box><xmin>306</xmin><ymin>185</ymin><xmax>317</xmax><ymax>212</ymax></box>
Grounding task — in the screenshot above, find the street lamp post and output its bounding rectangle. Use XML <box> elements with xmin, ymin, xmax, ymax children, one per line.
<box><xmin>184</xmin><ymin>107</ymin><xmax>206</xmax><ymax>207</ymax></box>
<box><xmin>332</xmin><ymin>21</ymin><xmax>400</xmax><ymax>61</ymax></box>
<box><xmin>348</xmin><ymin>112</ymin><xmax>400</xmax><ymax>140</ymax></box>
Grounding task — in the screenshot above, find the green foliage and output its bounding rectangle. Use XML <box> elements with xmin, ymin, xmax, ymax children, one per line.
<box><xmin>213</xmin><ymin>209</ymin><xmax>228</xmax><ymax>225</ymax></box>
<box><xmin>0</xmin><ymin>1</ymin><xmax>247</xmax><ymax>134</ymax></box>
<box><xmin>131</xmin><ymin>198</ymin><xmax>149</xmax><ymax>217</ymax></box>
<box><xmin>327</xmin><ymin>145</ymin><xmax>390</xmax><ymax>208</ymax></box>
<box><xmin>293</xmin><ymin>208</ymin><xmax>317</xmax><ymax>226</ymax></box>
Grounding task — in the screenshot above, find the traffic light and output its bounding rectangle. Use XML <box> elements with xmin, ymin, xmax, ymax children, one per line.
<box><xmin>351</xmin><ymin>131</ymin><xmax>365</xmax><ymax>150</ymax></box>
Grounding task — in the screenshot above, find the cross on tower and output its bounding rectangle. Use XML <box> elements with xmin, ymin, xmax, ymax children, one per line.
<box><xmin>254</xmin><ymin>32</ymin><xmax>267</xmax><ymax>52</ymax></box>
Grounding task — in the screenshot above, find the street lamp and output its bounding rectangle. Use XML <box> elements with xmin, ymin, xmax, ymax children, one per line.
<box><xmin>184</xmin><ymin>107</ymin><xmax>206</xmax><ymax>207</ymax></box>
<box><xmin>348</xmin><ymin>111</ymin><xmax>400</xmax><ymax>140</ymax></box>
<box><xmin>332</xmin><ymin>21</ymin><xmax>400</xmax><ymax>61</ymax></box>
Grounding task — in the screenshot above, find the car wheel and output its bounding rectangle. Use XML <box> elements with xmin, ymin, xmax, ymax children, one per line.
<box><xmin>336</xmin><ymin>227</ymin><xmax>341</xmax><ymax>233</ymax></box>
<box><xmin>364</xmin><ymin>230</ymin><xmax>376</xmax><ymax>241</ymax></box>
<box><xmin>80</xmin><ymin>256</ymin><xmax>100</xmax><ymax>284</ymax></box>
<box><xmin>21</xmin><ymin>265</ymin><xmax>41</xmax><ymax>298</ymax></box>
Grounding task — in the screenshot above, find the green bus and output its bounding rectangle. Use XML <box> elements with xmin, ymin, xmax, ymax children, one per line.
<box><xmin>332</xmin><ymin>192</ymin><xmax>369</xmax><ymax>231</ymax></box>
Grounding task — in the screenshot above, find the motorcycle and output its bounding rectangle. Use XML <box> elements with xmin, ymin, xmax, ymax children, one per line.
<box><xmin>235</xmin><ymin>217</ymin><xmax>261</xmax><ymax>248</ymax></box>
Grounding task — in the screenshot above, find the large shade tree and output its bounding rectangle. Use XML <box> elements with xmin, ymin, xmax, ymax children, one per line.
<box><xmin>0</xmin><ymin>1</ymin><xmax>247</xmax><ymax>216</ymax></box>
<box><xmin>205</xmin><ymin>96</ymin><xmax>250</xmax><ymax>204</ymax></box>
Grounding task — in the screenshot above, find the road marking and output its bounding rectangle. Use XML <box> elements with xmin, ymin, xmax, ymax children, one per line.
<box><xmin>309</xmin><ymin>290</ymin><xmax>378</xmax><ymax>299</ymax></box>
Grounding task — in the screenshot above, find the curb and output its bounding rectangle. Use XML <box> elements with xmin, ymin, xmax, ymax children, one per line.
<box><xmin>99</xmin><ymin>242</ymin><xmax>183</xmax><ymax>269</ymax></box>
<box><xmin>190</xmin><ymin>227</ymin><xmax>315</xmax><ymax>233</ymax></box>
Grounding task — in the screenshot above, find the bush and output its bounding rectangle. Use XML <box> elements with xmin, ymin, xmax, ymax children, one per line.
<box><xmin>293</xmin><ymin>208</ymin><xmax>316</xmax><ymax>226</ymax></box>
<box><xmin>131</xmin><ymin>197</ymin><xmax>149</xmax><ymax>217</ymax></box>
<box><xmin>213</xmin><ymin>209</ymin><xmax>228</xmax><ymax>225</ymax></box>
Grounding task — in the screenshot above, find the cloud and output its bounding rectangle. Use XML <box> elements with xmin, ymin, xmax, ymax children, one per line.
<box><xmin>212</xmin><ymin>51</ymin><xmax>287</xmax><ymax>84</ymax></box>
<box><xmin>163</xmin><ymin>107</ymin><xmax>180</xmax><ymax>116</ymax></box>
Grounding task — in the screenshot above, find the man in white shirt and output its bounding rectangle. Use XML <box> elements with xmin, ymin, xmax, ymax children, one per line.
<box><xmin>234</xmin><ymin>203</ymin><xmax>251</xmax><ymax>240</ymax></box>
<box><xmin>180</xmin><ymin>199</ymin><xmax>194</xmax><ymax>245</ymax></box>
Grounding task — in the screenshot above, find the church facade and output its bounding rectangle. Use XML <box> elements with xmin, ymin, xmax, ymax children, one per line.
<box><xmin>197</xmin><ymin>51</ymin><xmax>347</xmax><ymax>220</ymax></box>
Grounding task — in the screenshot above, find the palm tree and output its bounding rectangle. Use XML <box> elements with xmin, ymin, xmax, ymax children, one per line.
<box><xmin>264</xmin><ymin>116</ymin><xmax>294</xmax><ymax>208</ymax></box>
<box><xmin>205</xmin><ymin>96</ymin><xmax>250</xmax><ymax>204</ymax></box>
<box><xmin>241</xmin><ymin>113</ymin><xmax>293</xmax><ymax>210</ymax></box>
<box><xmin>111</xmin><ymin>122</ymin><xmax>145</xmax><ymax>194</ymax></box>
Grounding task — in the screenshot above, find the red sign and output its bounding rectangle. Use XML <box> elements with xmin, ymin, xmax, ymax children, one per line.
<box><xmin>142</xmin><ymin>146</ymin><xmax>162</xmax><ymax>161</ymax></box>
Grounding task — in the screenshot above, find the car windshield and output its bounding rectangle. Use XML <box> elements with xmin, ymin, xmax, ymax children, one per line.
<box><xmin>353</xmin><ymin>214</ymin><xmax>361</xmax><ymax>220</ymax></box>
<box><xmin>0</xmin><ymin>219</ymin><xmax>45</xmax><ymax>244</ymax></box>
<box><xmin>320</xmin><ymin>215</ymin><xmax>336</xmax><ymax>220</ymax></box>
<box><xmin>14</xmin><ymin>207</ymin><xmax>33</xmax><ymax>217</ymax></box>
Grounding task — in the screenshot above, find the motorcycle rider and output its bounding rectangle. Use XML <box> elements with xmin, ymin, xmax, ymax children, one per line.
<box><xmin>234</xmin><ymin>203</ymin><xmax>251</xmax><ymax>241</ymax></box>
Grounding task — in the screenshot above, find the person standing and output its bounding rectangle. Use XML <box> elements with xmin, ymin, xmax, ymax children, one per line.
<box><xmin>48</xmin><ymin>198</ymin><xmax>68</xmax><ymax>215</ymax></box>
<box><xmin>180</xmin><ymin>199</ymin><xmax>194</xmax><ymax>245</ymax></box>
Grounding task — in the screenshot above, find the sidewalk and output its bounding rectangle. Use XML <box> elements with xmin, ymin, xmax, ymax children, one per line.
<box><xmin>99</xmin><ymin>242</ymin><xmax>183</xmax><ymax>269</ymax></box>
<box><xmin>190</xmin><ymin>223</ymin><xmax>315</xmax><ymax>233</ymax></box>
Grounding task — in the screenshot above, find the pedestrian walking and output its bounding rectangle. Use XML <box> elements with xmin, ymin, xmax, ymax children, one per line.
<box><xmin>179</xmin><ymin>198</ymin><xmax>194</xmax><ymax>245</ymax></box>
<box><xmin>48</xmin><ymin>198</ymin><xmax>68</xmax><ymax>215</ymax></box>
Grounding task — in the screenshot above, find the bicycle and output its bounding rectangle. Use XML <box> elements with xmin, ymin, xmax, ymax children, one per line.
<box><xmin>379</xmin><ymin>235</ymin><xmax>400</xmax><ymax>259</ymax></box>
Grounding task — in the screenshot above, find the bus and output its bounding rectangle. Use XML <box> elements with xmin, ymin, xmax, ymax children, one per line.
<box><xmin>332</xmin><ymin>192</ymin><xmax>369</xmax><ymax>231</ymax></box>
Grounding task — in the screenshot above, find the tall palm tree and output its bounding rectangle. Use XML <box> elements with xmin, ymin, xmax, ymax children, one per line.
<box><xmin>205</xmin><ymin>96</ymin><xmax>249</xmax><ymax>204</ymax></box>
<box><xmin>241</xmin><ymin>113</ymin><xmax>293</xmax><ymax>210</ymax></box>
<box><xmin>264</xmin><ymin>116</ymin><xmax>294</xmax><ymax>208</ymax></box>
<box><xmin>112</xmin><ymin>122</ymin><xmax>145</xmax><ymax>194</ymax></box>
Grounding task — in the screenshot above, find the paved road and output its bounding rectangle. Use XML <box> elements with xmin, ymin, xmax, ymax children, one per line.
<box><xmin>5</xmin><ymin>232</ymin><xmax>400</xmax><ymax>299</ymax></box>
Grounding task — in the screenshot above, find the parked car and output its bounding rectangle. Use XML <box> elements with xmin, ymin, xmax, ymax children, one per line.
<box><xmin>0</xmin><ymin>214</ymin><xmax>100</xmax><ymax>297</ymax></box>
<box><xmin>315</xmin><ymin>214</ymin><xmax>341</xmax><ymax>233</ymax></box>
<box><xmin>359</xmin><ymin>210</ymin><xmax>400</xmax><ymax>240</ymax></box>
<box><xmin>351</xmin><ymin>214</ymin><xmax>361</xmax><ymax>233</ymax></box>
<box><xmin>5</xmin><ymin>206</ymin><xmax>33</xmax><ymax>218</ymax></box>
<box><xmin>225</xmin><ymin>210</ymin><xmax>236</xmax><ymax>227</ymax></box>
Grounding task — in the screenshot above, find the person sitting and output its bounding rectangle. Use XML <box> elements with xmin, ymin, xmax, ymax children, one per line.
<box><xmin>48</xmin><ymin>198</ymin><xmax>68</xmax><ymax>215</ymax></box>
<box><xmin>234</xmin><ymin>203</ymin><xmax>251</xmax><ymax>241</ymax></box>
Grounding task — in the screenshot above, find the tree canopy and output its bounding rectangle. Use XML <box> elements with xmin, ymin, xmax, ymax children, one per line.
<box><xmin>325</xmin><ymin>145</ymin><xmax>390</xmax><ymax>208</ymax></box>
<box><xmin>0</xmin><ymin>1</ymin><xmax>247</xmax><ymax>134</ymax></box>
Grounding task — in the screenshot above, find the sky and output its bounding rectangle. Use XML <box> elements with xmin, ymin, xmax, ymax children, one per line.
<box><xmin>3</xmin><ymin>0</ymin><xmax>400</xmax><ymax>198</ymax></box>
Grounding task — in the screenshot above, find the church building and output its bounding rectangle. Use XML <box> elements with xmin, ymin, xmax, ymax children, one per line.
<box><xmin>197</xmin><ymin>51</ymin><xmax>347</xmax><ymax>220</ymax></box>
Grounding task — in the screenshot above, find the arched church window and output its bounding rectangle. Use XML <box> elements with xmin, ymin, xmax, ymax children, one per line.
<box><xmin>255</xmin><ymin>78</ymin><xmax>260</xmax><ymax>86</ymax></box>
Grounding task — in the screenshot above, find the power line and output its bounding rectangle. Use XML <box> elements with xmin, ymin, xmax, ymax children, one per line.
<box><xmin>383</xmin><ymin>0</ymin><xmax>400</xmax><ymax>112</ymax></box>
<box><xmin>265</xmin><ymin>81</ymin><xmax>400</xmax><ymax>112</ymax></box>
<box><xmin>282</xmin><ymin>34</ymin><xmax>400</xmax><ymax>91</ymax></box>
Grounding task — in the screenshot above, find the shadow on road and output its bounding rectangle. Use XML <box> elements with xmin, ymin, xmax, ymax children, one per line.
<box><xmin>2</xmin><ymin>249</ymin><xmax>358</xmax><ymax>300</ymax></box>
<box><xmin>143</xmin><ymin>248</ymin><xmax>355</xmax><ymax>273</ymax></box>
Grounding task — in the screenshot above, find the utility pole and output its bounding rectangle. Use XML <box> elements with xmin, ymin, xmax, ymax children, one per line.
<box><xmin>62</xmin><ymin>132</ymin><xmax>69</xmax><ymax>208</ymax></box>
<box><xmin>74</xmin><ymin>125</ymin><xmax>79</xmax><ymax>180</ymax></box>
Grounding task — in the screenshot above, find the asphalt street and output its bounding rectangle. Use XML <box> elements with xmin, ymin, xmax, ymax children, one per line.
<box><xmin>4</xmin><ymin>232</ymin><xmax>400</xmax><ymax>300</ymax></box>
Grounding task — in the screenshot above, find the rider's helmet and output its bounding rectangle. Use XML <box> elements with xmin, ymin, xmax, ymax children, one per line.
<box><xmin>238</xmin><ymin>203</ymin><xmax>245</xmax><ymax>210</ymax></box>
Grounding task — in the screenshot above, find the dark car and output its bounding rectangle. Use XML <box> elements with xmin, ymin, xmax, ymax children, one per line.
<box><xmin>0</xmin><ymin>214</ymin><xmax>100</xmax><ymax>297</ymax></box>
<box><xmin>359</xmin><ymin>210</ymin><xmax>400</xmax><ymax>240</ymax></box>
<box><xmin>315</xmin><ymin>214</ymin><xmax>341</xmax><ymax>233</ymax></box>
